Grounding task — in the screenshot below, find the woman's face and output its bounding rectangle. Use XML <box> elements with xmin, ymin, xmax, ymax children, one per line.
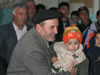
<box><xmin>65</xmin><ymin>39</ymin><xmax>80</xmax><ymax>52</ymax></box>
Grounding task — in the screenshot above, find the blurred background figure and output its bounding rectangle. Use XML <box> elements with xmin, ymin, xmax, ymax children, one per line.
<box><xmin>82</xmin><ymin>9</ymin><xmax>100</xmax><ymax>51</ymax></box>
<box><xmin>87</xmin><ymin>30</ymin><xmax>100</xmax><ymax>75</ymax></box>
<box><xmin>36</xmin><ymin>4</ymin><xmax>46</xmax><ymax>13</ymax></box>
<box><xmin>49</xmin><ymin>7</ymin><xmax>58</xmax><ymax>12</ymax></box>
<box><xmin>58</xmin><ymin>2</ymin><xmax>70</xmax><ymax>17</ymax></box>
<box><xmin>71</xmin><ymin>10</ymin><xmax>80</xmax><ymax>25</ymax></box>
<box><xmin>58</xmin><ymin>2</ymin><xmax>71</xmax><ymax>27</ymax></box>
<box><xmin>0</xmin><ymin>3</ymin><xmax>32</xmax><ymax>75</ymax></box>
<box><xmin>55</xmin><ymin>2</ymin><xmax>76</xmax><ymax>42</ymax></box>
<box><xmin>24</xmin><ymin>0</ymin><xmax>36</xmax><ymax>27</ymax></box>
<box><xmin>78</xmin><ymin>6</ymin><xmax>92</xmax><ymax>33</ymax></box>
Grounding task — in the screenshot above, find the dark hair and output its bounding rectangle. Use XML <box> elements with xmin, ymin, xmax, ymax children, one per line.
<box><xmin>58</xmin><ymin>2</ymin><xmax>70</xmax><ymax>9</ymax></box>
<box><xmin>12</xmin><ymin>3</ymin><xmax>27</xmax><ymax>15</ymax></box>
<box><xmin>49</xmin><ymin>7</ymin><xmax>58</xmax><ymax>12</ymax></box>
<box><xmin>36</xmin><ymin>4</ymin><xmax>46</xmax><ymax>13</ymax></box>
<box><xmin>78</xmin><ymin>6</ymin><xmax>89</xmax><ymax>15</ymax></box>
<box><xmin>71</xmin><ymin>10</ymin><xmax>79</xmax><ymax>17</ymax></box>
<box><xmin>96</xmin><ymin>9</ymin><xmax>100</xmax><ymax>16</ymax></box>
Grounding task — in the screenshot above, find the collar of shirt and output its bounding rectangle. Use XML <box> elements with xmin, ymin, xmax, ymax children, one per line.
<box><xmin>44</xmin><ymin>40</ymin><xmax>49</xmax><ymax>48</ymax></box>
<box><xmin>13</xmin><ymin>22</ymin><xmax>27</xmax><ymax>41</ymax></box>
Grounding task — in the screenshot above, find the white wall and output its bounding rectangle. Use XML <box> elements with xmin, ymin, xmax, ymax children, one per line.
<box><xmin>1</xmin><ymin>0</ymin><xmax>99</xmax><ymax>12</ymax></box>
<box><xmin>34</xmin><ymin>0</ymin><xmax>69</xmax><ymax>9</ymax></box>
<box><xmin>93</xmin><ymin>0</ymin><xmax>99</xmax><ymax>14</ymax></box>
<box><xmin>34</xmin><ymin>0</ymin><xmax>58</xmax><ymax>9</ymax></box>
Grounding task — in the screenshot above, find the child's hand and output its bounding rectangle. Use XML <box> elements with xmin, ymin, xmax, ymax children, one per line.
<box><xmin>68</xmin><ymin>61</ymin><xmax>77</xmax><ymax>75</ymax></box>
<box><xmin>51</xmin><ymin>56</ymin><xmax>58</xmax><ymax>63</ymax></box>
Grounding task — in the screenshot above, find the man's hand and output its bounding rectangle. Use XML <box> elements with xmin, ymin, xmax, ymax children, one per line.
<box><xmin>68</xmin><ymin>61</ymin><xmax>77</xmax><ymax>75</ymax></box>
<box><xmin>51</xmin><ymin>56</ymin><xmax>58</xmax><ymax>63</ymax></box>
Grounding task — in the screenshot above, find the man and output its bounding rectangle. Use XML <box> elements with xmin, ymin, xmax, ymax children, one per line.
<box><xmin>56</xmin><ymin>2</ymin><xmax>75</xmax><ymax>42</ymax></box>
<box><xmin>83</xmin><ymin>9</ymin><xmax>100</xmax><ymax>52</ymax></box>
<box><xmin>58</xmin><ymin>2</ymin><xmax>70</xmax><ymax>17</ymax></box>
<box><xmin>25</xmin><ymin>0</ymin><xmax>36</xmax><ymax>27</ymax></box>
<box><xmin>78</xmin><ymin>6</ymin><xmax>92</xmax><ymax>33</ymax></box>
<box><xmin>71</xmin><ymin>10</ymin><xmax>80</xmax><ymax>25</ymax></box>
<box><xmin>15</xmin><ymin>0</ymin><xmax>36</xmax><ymax>27</ymax></box>
<box><xmin>7</xmin><ymin>10</ymin><xmax>77</xmax><ymax>75</ymax></box>
<box><xmin>58</xmin><ymin>2</ymin><xmax>75</xmax><ymax>27</ymax></box>
<box><xmin>0</xmin><ymin>3</ymin><xmax>31</xmax><ymax>75</ymax></box>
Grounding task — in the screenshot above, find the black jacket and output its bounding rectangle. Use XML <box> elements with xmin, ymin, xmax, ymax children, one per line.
<box><xmin>87</xmin><ymin>46</ymin><xmax>100</xmax><ymax>74</ymax></box>
<box><xmin>93</xmin><ymin>60</ymin><xmax>100</xmax><ymax>75</ymax></box>
<box><xmin>78</xmin><ymin>19</ymin><xmax>92</xmax><ymax>33</ymax></box>
<box><xmin>0</xmin><ymin>22</ymin><xmax>32</xmax><ymax>75</ymax></box>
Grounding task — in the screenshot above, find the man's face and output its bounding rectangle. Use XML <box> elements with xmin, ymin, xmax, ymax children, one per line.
<box><xmin>59</xmin><ymin>6</ymin><xmax>69</xmax><ymax>17</ymax></box>
<box><xmin>79</xmin><ymin>10</ymin><xmax>89</xmax><ymax>23</ymax></box>
<box><xmin>71</xmin><ymin>15</ymin><xmax>80</xmax><ymax>24</ymax></box>
<box><xmin>26</xmin><ymin>2</ymin><xmax>36</xmax><ymax>19</ymax></box>
<box><xmin>37</xmin><ymin>18</ymin><xmax>59</xmax><ymax>42</ymax></box>
<box><xmin>13</xmin><ymin>8</ymin><xmax>27</xmax><ymax>26</ymax></box>
<box><xmin>95</xmin><ymin>33</ymin><xmax>100</xmax><ymax>47</ymax></box>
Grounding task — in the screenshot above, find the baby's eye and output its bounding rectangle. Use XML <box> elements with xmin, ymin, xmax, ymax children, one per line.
<box><xmin>75</xmin><ymin>42</ymin><xmax>79</xmax><ymax>45</ymax></box>
<box><xmin>75</xmin><ymin>42</ymin><xmax>78</xmax><ymax>44</ymax></box>
<box><xmin>68</xmin><ymin>43</ymin><xmax>71</xmax><ymax>45</ymax></box>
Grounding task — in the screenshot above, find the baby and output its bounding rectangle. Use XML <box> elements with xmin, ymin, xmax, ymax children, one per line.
<box><xmin>52</xmin><ymin>25</ymin><xmax>89</xmax><ymax>75</ymax></box>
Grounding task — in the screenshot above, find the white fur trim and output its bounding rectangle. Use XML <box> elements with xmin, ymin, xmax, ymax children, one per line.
<box><xmin>53</xmin><ymin>42</ymin><xmax>86</xmax><ymax>71</ymax></box>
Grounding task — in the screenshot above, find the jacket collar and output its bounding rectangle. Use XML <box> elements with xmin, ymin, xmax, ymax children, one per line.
<box><xmin>89</xmin><ymin>22</ymin><xmax>97</xmax><ymax>31</ymax></box>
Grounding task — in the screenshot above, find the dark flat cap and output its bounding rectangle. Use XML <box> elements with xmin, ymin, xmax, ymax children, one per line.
<box><xmin>32</xmin><ymin>10</ymin><xmax>60</xmax><ymax>24</ymax></box>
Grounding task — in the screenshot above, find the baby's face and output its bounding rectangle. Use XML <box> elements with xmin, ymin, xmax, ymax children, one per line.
<box><xmin>65</xmin><ymin>39</ymin><xmax>80</xmax><ymax>52</ymax></box>
<box><xmin>95</xmin><ymin>34</ymin><xmax>100</xmax><ymax>47</ymax></box>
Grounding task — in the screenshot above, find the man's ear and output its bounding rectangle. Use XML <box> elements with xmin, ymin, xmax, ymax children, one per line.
<box><xmin>36</xmin><ymin>24</ymin><xmax>42</xmax><ymax>32</ymax></box>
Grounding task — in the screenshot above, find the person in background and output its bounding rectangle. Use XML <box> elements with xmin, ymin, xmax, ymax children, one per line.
<box><xmin>7</xmin><ymin>10</ymin><xmax>76</xmax><ymax>75</ymax></box>
<box><xmin>36</xmin><ymin>4</ymin><xmax>46</xmax><ymax>13</ymax></box>
<box><xmin>0</xmin><ymin>3</ymin><xmax>32</xmax><ymax>75</ymax></box>
<box><xmin>58</xmin><ymin>2</ymin><xmax>75</xmax><ymax>27</ymax></box>
<box><xmin>16</xmin><ymin>0</ymin><xmax>36</xmax><ymax>20</ymax></box>
<box><xmin>24</xmin><ymin>0</ymin><xmax>36</xmax><ymax>27</ymax></box>
<box><xmin>82</xmin><ymin>9</ymin><xmax>100</xmax><ymax>51</ymax></box>
<box><xmin>71</xmin><ymin>10</ymin><xmax>80</xmax><ymax>25</ymax></box>
<box><xmin>55</xmin><ymin>2</ymin><xmax>75</xmax><ymax>42</ymax></box>
<box><xmin>78</xmin><ymin>6</ymin><xmax>92</xmax><ymax>33</ymax></box>
<box><xmin>87</xmin><ymin>30</ymin><xmax>100</xmax><ymax>75</ymax></box>
<box><xmin>49</xmin><ymin>7</ymin><xmax>58</xmax><ymax>12</ymax></box>
<box><xmin>95</xmin><ymin>9</ymin><xmax>100</xmax><ymax>31</ymax></box>
<box><xmin>52</xmin><ymin>25</ymin><xmax>89</xmax><ymax>75</ymax></box>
